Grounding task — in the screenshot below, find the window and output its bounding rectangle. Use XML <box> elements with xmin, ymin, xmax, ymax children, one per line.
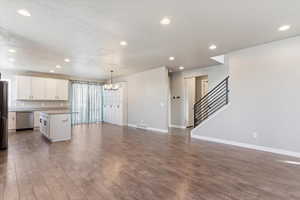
<box><xmin>71</xmin><ymin>82</ymin><xmax>102</xmax><ymax>124</ymax></box>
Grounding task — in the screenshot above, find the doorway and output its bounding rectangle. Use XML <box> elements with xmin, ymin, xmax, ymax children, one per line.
<box><xmin>184</xmin><ymin>75</ymin><xmax>208</xmax><ymax>128</ymax></box>
<box><xmin>196</xmin><ymin>76</ymin><xmax>208</xmax><ymax>102</ymax></box>
<box><xmin>184</xmin><ymin>77</ymin><xmax>195</xmax><ymax>128</ymax></box>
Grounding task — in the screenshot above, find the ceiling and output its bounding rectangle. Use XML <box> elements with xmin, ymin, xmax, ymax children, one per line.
<box><xmin>0</xmin><ymin>0</ymin><xmax>300</xmax><ymax>80</ymax></box>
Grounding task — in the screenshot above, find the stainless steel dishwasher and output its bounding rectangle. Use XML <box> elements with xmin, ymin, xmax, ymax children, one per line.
<box><xmin>16</xmin><ymin>111</ymin><xmax>34</xmax><ymax>131</ymax></box>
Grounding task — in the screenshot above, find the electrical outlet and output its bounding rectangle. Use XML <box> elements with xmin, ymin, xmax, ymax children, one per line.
<box><xmin>253</xmin><ymin>132</ymin><xmax>258</xmax><ymax>139</ymax></box>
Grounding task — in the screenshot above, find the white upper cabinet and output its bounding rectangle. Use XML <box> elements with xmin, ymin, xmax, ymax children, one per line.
<box><xmin>16</xmin><ymin>76</ymin><xmax>69</xmax><ymax>101</ymax></box>
<box><xmin>16</xmin><ymin>76</ymin><xmax>32</xmax><ymax>100</ymax></box>
<box><xmin>45</xmin><ymin>78</ymin><xmax>57</xmax><ymax>100</ymax></box>
<box><xmin>56</xmin><ymin>79</ymin><xmax>69</xmax><ymax>100</ymax></box>
<box><xmin>31</xmin><ymin>77</ymin><xmax>46</xmax><ymax>100</ymax></box>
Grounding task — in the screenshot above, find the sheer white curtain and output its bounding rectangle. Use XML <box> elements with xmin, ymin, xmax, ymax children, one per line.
<box><xmin>71</xmin><ymin>81</ymin><xmax>102</xmax><ymax>124</ymax></box>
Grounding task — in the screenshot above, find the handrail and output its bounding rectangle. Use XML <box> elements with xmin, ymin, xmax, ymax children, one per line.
<box><xmin>195</xmin><ymin>92</ymin><xmax>227</xmax><ymax>115</ymax></box>
<box><xmin>195</xmin><ymin>76</ymin><xmax>229</xmax><ymax>105</ymax></box>
<box><xmin>194</xmin><ymin>76</ymin><xmax>229</xmax><ymax>127</ymax></box>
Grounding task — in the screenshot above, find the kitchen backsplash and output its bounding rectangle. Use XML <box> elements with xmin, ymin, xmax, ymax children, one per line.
<box><xmin>12</xmin><ymin>100</ymin><xmax>69</xmax><ymax>109</ymax></box>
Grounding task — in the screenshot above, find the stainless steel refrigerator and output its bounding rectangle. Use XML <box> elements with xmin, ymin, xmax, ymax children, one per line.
<box><xmin>0</xmin><ymin>80</ymin><xmax>8</xmax><ymax>150</ymax></box>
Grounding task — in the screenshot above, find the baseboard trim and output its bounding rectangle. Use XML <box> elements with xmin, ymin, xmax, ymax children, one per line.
<box><xmin>127</xmin><ymin>124</ymin><xmax>168</xmax><ymax>133</ymax></box>
<box><xmin>170</xmin><ymin>124</ymin><xmax>186</xmax><ymax>129</ymax></box>
<box><xmin>191</xmin><ymin>135</ymin><xmax>300</xmax><ymax>158</ymax></box>
<box><xmin>147</xmin><ymin>127</ymin><xmax>168</xmax><ymax>133</ymax></box>
<box><xmin>127</xmin><ymin>124</ymin><xmax>137</xmax><ymax>128</ymax></box>
<box><xmin>51</xmin><ymin>137</ymin><xmax>72</xmax><ymax>142</ymax></box>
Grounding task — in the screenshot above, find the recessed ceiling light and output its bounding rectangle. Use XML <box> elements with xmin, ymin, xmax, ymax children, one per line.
<box><xmin>120</xmin><ymin>41</ymin><xmax>128</xmax><ymax>46</ymax></box>
<box><xmin>209</xmin><ymin>44</ymin><xmax>217</xmax><ymax>50</ymax></box>
<box><xmin>17</xmin><ymin>9</ymin><xmax>31</xmax><ymax>17</ymax></box>
<box><xmin>169</xmin><ymin>56</ymin><xmax>175</xmax><ymax>61</ymax></box>
<box><xmin>8</xmin><ymin>58</ymin><xmax>15</xmax><ymax>62</ymax></box>
<box><xmin>160</xmin><ymin>17</ymin><xmax>171</xmax><ymax>25</ymax></box>
<box><xmin>179</xmin><ymin>66</ymin><xmax>184</xmax><ymax>70</ymax></box>
<box><xmin>278</xmin><ymin>25</ymin><xmax>291</xmax><ymax>31</ymax></box>
<box><xmin>50</xmin><ymin>70</ymin><xmax>55</xmax><ymax>73</ymax></box>
<box><xmin>64</xmin><ymin>58</ymin><xmax>70</xmax><ymax>62</ymax></box>
<box><xmin>56</xmin><ymin>65</ymin><xmax>61</xmax><ymax>69</ymax></box>
<box><xmin>8</xmin><ymin>49</ymin><xmax>16</xmax><ymax>53</ymax></box>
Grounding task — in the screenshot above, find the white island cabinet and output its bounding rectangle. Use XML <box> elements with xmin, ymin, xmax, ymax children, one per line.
<box><xmin>39</xmin><ymin>111</ymin><xmax>71</xmax><ymax>142</ymax></box>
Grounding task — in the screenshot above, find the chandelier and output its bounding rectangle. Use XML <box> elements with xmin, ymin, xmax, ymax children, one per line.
<box><xmin>104</xmin><ymin>70</ymin><xmax>120</xmax><ymax>90</ymax></box>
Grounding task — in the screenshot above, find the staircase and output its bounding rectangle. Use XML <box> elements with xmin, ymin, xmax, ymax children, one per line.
<box><xmin>194</xmin><ymin>76</ymin><xmax>229</xmax><ymax>127</ymax></box>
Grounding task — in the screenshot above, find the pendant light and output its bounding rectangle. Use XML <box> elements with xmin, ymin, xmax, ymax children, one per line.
<box><xmin>104</xmin><ymin>70</ymin><xmax>120</xmax><ymax>90</ymax></box>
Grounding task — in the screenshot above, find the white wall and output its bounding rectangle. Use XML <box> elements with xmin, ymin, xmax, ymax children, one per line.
<box><xmin>192</xmin><ymin>36</ymin><xmax>300</xmax><ymax>154</ymax></box>
<box><xmin>170</xmin><ymin>64</ymin><xmax>228</xmax><ymax>127</ymax></box>
<box><xmin>117</xmin><ymin>67</ymin><xmax>169</xmax><ymax>132</ymax></box>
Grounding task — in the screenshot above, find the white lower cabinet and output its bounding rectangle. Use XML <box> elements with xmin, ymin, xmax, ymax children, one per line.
<box><xmin>102</xmin><ymin>82</ymin><xmax>127</xmax><ymax>126</ymax></box>
<box><xmin>8</xmin><ymin>112</ymin><xmax>16</xmax><ymax>130</ymax></box>
<box><xmin>34</xmin><ymin>111</ymin><xmax>40</xmax><ymax>128</ymax></box>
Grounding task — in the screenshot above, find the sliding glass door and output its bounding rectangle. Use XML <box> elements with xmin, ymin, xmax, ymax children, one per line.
<box><xmin>71</xmin><ymin>81</ymin><xmax>102</xmax><ymax>124</ymax></box>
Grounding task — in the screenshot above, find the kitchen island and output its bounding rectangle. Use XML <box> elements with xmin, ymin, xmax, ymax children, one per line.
<box><xmin>39</xmin><ymin>110</ymin><xmax>72</xmax><ymax>142</ymax></box>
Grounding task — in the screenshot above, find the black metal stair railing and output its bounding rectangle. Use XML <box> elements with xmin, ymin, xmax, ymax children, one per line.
<box><xmin>194</xmin><ymin>76</ymin><xmax>229</xmax><ymax>127</ymax></box>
